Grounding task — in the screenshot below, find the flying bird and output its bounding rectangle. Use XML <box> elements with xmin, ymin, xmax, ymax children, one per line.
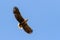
<box><xmin>13</xmin><ymin>7</ymin><xmax>33</xmax><ymax>34</ymax></box>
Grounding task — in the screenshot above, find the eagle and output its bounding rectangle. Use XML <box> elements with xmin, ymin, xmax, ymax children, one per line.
<box><xmin>13</xmin><ymin>7</ymin><xmax>33</xmax><ymax>34</ymax></box>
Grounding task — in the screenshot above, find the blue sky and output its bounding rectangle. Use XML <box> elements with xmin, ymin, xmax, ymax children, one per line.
<box><xmin>0</xmin><ymin>0</ymin><xmax>60</xmax><ymax>40</ymax></box>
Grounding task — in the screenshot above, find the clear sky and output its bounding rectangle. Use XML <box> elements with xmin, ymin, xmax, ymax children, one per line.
<box><xmin>0</xmin><ymin>0</ymin><xmax>60</xmax><ymax>40</ymax></box>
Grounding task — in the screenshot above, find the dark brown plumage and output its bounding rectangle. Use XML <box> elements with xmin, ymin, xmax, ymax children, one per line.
<box><xmin>13</xmin><ymin>7</ymin><xmax>33</xmax><ymax>34</ymax></box>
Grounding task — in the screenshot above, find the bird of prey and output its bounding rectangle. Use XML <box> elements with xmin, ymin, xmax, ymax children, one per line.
<box><xmin>13</xmin><ymin>7</ymin><xmax>33</xmax><ymax>34</ymax></box>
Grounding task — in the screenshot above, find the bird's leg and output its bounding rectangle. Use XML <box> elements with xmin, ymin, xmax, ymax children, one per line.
<box><xmin>18</xmin><ymin>23</ymin><xmax>23</xmax><ymax>29</ymax></box>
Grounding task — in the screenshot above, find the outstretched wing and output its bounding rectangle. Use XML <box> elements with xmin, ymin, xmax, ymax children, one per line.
<box><xmin>22</xmin><ymin>22</ymin><xmax>33</xmax><ymax>34</ymax></box>
<box><xmin>13</xmin><ymin>7</ymin><xmax>24</xmax><ymax>23</ymax></box>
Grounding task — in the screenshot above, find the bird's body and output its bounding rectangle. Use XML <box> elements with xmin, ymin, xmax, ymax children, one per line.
<box><xmin>13</xmin><ymin>7</ymin><xmax>33</xmax><ymax>34</ymax></box>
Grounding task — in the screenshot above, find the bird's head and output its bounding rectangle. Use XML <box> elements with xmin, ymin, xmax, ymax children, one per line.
<box><xmin>18</xmin><ymin>23</ymin><xmax>23</xmax><ymax>29</ymax></box>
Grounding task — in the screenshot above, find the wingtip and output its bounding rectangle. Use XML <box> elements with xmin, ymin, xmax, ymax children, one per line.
<box><xmin>13</xmin><ymin>6</ymin><xmax>19</xmax><ymax>14</ymax></box>
<box><xmin>27</xmin><ymin>30</ymin><xmax>33</xmax><ymax>34</ymax></box>
<box><xmin>23</xmin><ymin>26</ymin><xmax>33</xmax><ymax>34</ymax></box>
